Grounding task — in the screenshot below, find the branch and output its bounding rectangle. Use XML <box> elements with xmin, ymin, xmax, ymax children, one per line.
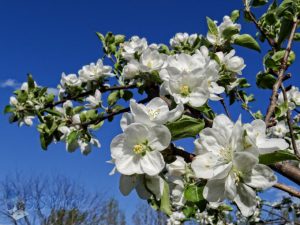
<box><xmin>170</xmin><ymin>144</ymin><xmax>195</xmax><ymax>163</ymax></box>
<box><xmin>48</xmin><ymin>84</ymin><xmax>137</xmax><ymax>108</ymax></box>
<box><xmin>80</xmin><ymin>97</ymin><xmax>150</xmax><ymax>127</ymax></box>
<box><xmin>242</xmin><ymin>2</ymin><xmax>277</xmax><ymax>49</ymax></box>
<box><xmin>273</xmin><ymin>182</ymin><xmax>300</xmax><ymax>198</ymax></box>
<box><xmin>271</xmin><ymin>163</ymin><xmax>300</xmax><ymax>185</ymax></box>
<box><xmin>280</xmin><ymin>84</ymin><xmax>300</xmax><ymax>157</ymax></box>
<box><xmin>265</xmin><ymin>19</ymin><xmax>299</xmax><ymax>124</ymax></box>
<box><xmin>219</xmin><ymin>96</ymin><xmax>231</xmax><ymax>119</ymax></box>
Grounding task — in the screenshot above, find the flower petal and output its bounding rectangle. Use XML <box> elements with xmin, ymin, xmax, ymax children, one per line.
<box><xmin>244</xmin><ymin>164</ymin><xmax>277</xmax><ymax>189</ymax></box>
<box><xmin>140</xmin><ymin>151</ymin><xmax>165</xmax><ymax>176</ymax></box>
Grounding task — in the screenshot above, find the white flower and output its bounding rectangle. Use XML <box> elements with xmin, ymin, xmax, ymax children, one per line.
<box><xmin>244</xmin><ymin>119</ymin><xmax>289</xmax><ymax>154</ymax></box>
<box><xmin>122</xmin><ymin>60</ymin><xmax>140</xmax><ymax>79</ymax></box>
<box><xmin>167</xmin><ymin>212</ymin><xmax>185</xmax><ymax>225</ymax></box>
<box><xmin>58</xmin><ymin>126</ymin><xmax>100</xmax><ymax>154</ymax></box>
<box><xmin>139</xmin><ymin>49</ymin><xmax>166</xmax><ymax>72</ymax></box>
<box><xmin>85</xmin><ymin>90</ymin><xmax>102</xmax><ymax>109</ymax></box>
<box><xmin>270</xmin><ymin>120</ymin><xmax>289</xmax><ymax>138</ymax></box>
<box><xmin>170</xmin><ymin>33</ymin><xmax>189</xmax><ymax>47</ymax></box>
<box><xmin>170</xmin><ymin>33</ymin><xmax>199</xmax><ymax>48</ymax></box>
<box><xmin>191</xmin><ymin>115</ymin><xmax>277</xmax><ymax>216</ymax></box>
<box><xmin>78</xmin><ymin>59</ymin><xmax>112</xmax><ymax>82</ymax></box>
<box><xmin>110</xmin><ymin>123</ymin><xmax>171</xmax><ymax>176</ymax></box>
<box><xmin>120</xmin><ymin>98</ymin><xmax>184</xmax><ymax>130</ymax></box>
<box><xmin>20</xmin><ymin>116</ymin><xmax>35</xmax><ymax>126</ymax></box>
<box><xmin>169</xmin><ymin>177</ymin><xmax>185</xmax><ymax>207</ymax></box>
<box><xmin>119</xmin><ymin>174</ymin><xmax>164</xmax><ymax>200</ymax></box>
<box><xmin>160</xmin><ymin>47</ymin><xmax>222</xmax><ymax>105</ymax></box>
<box><xmin>60</xmin><ymin>73</ymin><xmax>82</xmax><ymax>87</ymax></box>
<box><xmin>278</xmin><ymin>86</ymin><xmax>300</xmax><ymax>110</ymax></box>
<box><xmin>207</xmin><ymin>16</ymin><xmax>241</xmax><ymax>46</ymax></box>
<box><xmin>166</xmin><ymin>156</ymin><xmax>186</xmax><ymax>177</ymax></box>
<box><xmin>121</xmin><ymin>36</ymin><xmax>148</xmax><ymax>60</ymax></box>
<box><xmin>216</xmin><ymin>50</ymin><xmax>246</xmax><ymax>74</ymax></box>
<box><xmin>10</xmin><ymin>96</ymin><xmax>18</xmax><ymax>106</ymax></box>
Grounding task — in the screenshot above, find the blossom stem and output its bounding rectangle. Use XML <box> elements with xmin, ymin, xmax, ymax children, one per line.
<box><xmin>271</xmin><ymin>163</ymin><xmax>300</xmax><ymax>185</ymax></box>
<box><xmin>219</xmin><ymin>96</ymin><xmax>231</xmax><ymax>119</ymax></box>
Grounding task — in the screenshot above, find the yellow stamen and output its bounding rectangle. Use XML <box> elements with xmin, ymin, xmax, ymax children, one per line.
<box><xmin>180</xmin><ymin>85</ymin><xmax>190</xmax><ymax>97</ymax></box>
<box><xmin>133</xmin><ymin>144</ymin><xmax>146</xmax><ymax>154</ymax></box>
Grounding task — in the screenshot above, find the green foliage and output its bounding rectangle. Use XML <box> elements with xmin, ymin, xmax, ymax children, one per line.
<box><xmin>184</xmin><ymin>184</ymin><xmax>204</xmax><ymax>203</ymax></box>
<box><xmin>233</xmin><ymin>34</ymin><xmax>261</xmax><ymax>52</ymax></box>
<box><xmin>166</xmin><ymin>115</ymin><xmax>205</xmax><ymax>140</ymax></box>
<box><xmin>259</xmin><ymin>150</ymin><xmax>299</xmax><ymax>165</ymax></box>
<box><xmin>256</xmin><ymin>72</ymin><xmax>276</xmax><ymax>89</ymax></box>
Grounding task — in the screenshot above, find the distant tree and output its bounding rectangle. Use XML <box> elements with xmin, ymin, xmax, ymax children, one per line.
<box><xmin>132</xmin><ymin>203</ymin><xmax>167</xmax><ymax>225</ymax></box>
<box><xmin>0</xmin><ymin>173</ymin><xmax>126</xmax><ymax>225</ymax></box>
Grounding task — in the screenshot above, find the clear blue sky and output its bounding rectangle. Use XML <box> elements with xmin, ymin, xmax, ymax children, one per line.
<box><xmin>0</xmin><ymin>0</ymin><xmax>299</xmax><ymax>223</ymax></box>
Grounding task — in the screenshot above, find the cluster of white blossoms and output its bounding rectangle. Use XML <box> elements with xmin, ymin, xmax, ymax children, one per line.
<box><xmin>169</xmin><ymin>32</ymin><xmax>199</xmax><ymax>48</ymax></box>
<box><xmin>207</xmin><ymin>16</ymin><xmax>241</xmax><ymax>46</ymax></box>
<box><xmin>278</xmin><ymin>86</ymin><xmax>300</xmax><ymax>110</ymax></box>
<box><xmin>58</xmin><ymin>59</ymin><xmax>113</xmax><ymax>98</ymax></box>
<box><xmin>191</xmin><ymin>114</ymin><xmax>288</xmax><ymax>216</ymax></box>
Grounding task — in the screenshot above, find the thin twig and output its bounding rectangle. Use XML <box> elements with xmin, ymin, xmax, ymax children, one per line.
<box><xmin>265</xmin><ymin>19</ymin><xmax>299</xmax><ymax>125</ymax></box>
<box><xmin>280</xmin><ymin>83</ymin><xmax>300</xmax><ymax>157</ymax></box>
<box><xmin>273</xmin><ymin>182</ymin><xmax>300</xmax><ymax>198</ymax></box>
<box><xmin>236</xmin><ymin>91</ymin><xmax>256</xmax><ymax>119</ymax></box>
<box><xmin>219</xmin><ymin>96</ymin><xmax>232</xmax><ymax>119</ymax></box>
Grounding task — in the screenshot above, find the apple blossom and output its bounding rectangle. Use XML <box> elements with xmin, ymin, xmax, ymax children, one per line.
<box><xmin>78</xmin><ymin>59</ymin><xmax>112</xmax><ymax>82</ymax></box>
<box><xmin>122</xmin><ymin>60</ymin><xmax>140</xmax><ymax>79</ymax></box>
<box><xmin>110</xmin><ymin>123</ymin><xmax>171</xmax><ymax>176</ymax></box>
<box><xmin>216</xmin><ymin>50</ymin><xmax>246</xmax><ymax>74</ymax></box>
<box><xmin>85</xmin><ymin>90</ymin><xmax>102</xmax><ymax>109</ymax></box>
<box><xmin>139</xmin><ymin>49</ymin><xmax>167</xmax><ymax>72</ymax></box>
<box><xmin>60</xmin><ymin>73</ymin><xmax>82</xmax><ymax>87</ymax></box>
<box><xmin>278</xmin><ymin>86</ymin><xmax>300</xmax><ymax>110</ymax></box>
<box><xmin>270</xmin><ymin>120</ymin><xmax>289</xmax><ymax>138</ymax></box>
<box><xmin>207</xmin><ymin>15</ymin><xmax>241</xmax><ymax>46</ymax></box>
<box><xmin>120</xmin><ymin>97</ymin><xmax>184</xmax><ymax>130</ymax></box>
<box><xmin>121</xmin><ymin>36</ymin><xmax>148</xmax><ymax>60</ymax></box>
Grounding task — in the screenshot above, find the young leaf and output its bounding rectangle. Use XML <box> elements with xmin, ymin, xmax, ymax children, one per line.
<box><xmin>259</xmin><ymin>150</ymin><xmax>299</xmax><ymax>165</ymax></box>
<box><xmin>233</xmin><ymin>34</ymin><xmax>261</xmax><ymax>52</ymax></box>
<box><xmin>108</xmin><ymin>91</ymin><xmax>120</xmax><ymax>106</ymax></box>
<box><xmin>252</xmin><ymin>0</ymin><xmax>268</xmax><ymax>7</ymax></box>
<box><xmin>184</xmin><ymin>185</ymin><xmax>204</xmax><ymax>203</ymax></box>
<box><xmin>166</xmin><ymin>115</ymin><xmax>205</xmax><ymax>140</ymax></box>
<box><xmin>206</xmin><ymin>17</ymin><xmax>218</xmax><ymax>36</ymax></box>
<box><xmin>160</xmin><ymin>181</ymin><xmax>172</xmax><ymax>216</ymax></box>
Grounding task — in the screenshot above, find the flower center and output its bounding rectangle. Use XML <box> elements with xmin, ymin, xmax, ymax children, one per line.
<box><xmin>133</xmin><ymin>144</ymin><xmax>146</xmax><ymax>155</ymax></box>
<box><xmin>147</xmin><ymin>61</ymin><xmax>153</xmax><ymax>68</ymax></box>
<box><xmin>180</xmin><ymin>85</ymin><xmax>190</xmax><ymax>97</ymax></box>
<box><xmin>219</xmin><ymin>146</ymin><xmax>232</xmax><ymax>162</ymax></box>
<box><xmin>148</xmin><ymin>108</ymin><xmax>160</xmax><ymax>119</ymax></box>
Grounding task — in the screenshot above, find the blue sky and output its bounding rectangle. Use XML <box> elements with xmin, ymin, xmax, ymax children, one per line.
<box><xmin>0</xmin><ymin>0</ymin><xmax>300</xmax><ymax>223</ymax></box>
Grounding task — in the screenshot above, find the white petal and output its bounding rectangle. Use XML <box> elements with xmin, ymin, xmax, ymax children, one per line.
<box><xmin>191</xmin><ymin>152</ymin><xmax>218</xmax><ymax>179</ymax></box>
<box><xmin>257</xmin><ymin>138</ymin><xmax>289</xmax><ymax>154</ymax></box>
<box><xmin>233</xmin><ymin>151</ymin><xmax>258</xmax><ymax>174</ymax></box>
<box><xmin>244</xmin><ymin>164</ymin><xmax>277</xmax><ymax>189</ymax></box>
<box><xmin>110</xmin><ymin>134</ymin><xmax>125</xmax><ymax>159</ymax></box>
<box><xmin>167</xmin><ymin>103</ymin><xmax>184</xmax><ymax>122</ymax></box>
<box><xmin>116</xmin><ymin>155</ymin><xmax>142</xmax><ymax>175</ymax></box>
<box><xmin>119</xmin><ymin>175</ymin><xmax>137</xmax><ymax>196</ymax></box>
<box><xmin>120</xmin><ymin>112</ymin><xmax>134</xmax><ymax>131</ymax></box>
<box><xmin>203</xmin><ymin>178</ymin><xmax>226</xmax><ymax>202</ymax></box>
<box><xmin>140</xmin><ymin>151</ymin><xmax>165</xmax><ymax>176</ymax></box>
<box><xmin>224</xmin><ymin>173</ymin><xmax>237</xmax><ymax>200</ymax></box>
<box><xmin>234</xmin><ymin>183</ymin><xmax>257</xmax><ymax>217</ymax></box>
<box><xmin>148</xmin><ymin>125</ymin><xmax>171</xmax><ymax>151</ymax></box>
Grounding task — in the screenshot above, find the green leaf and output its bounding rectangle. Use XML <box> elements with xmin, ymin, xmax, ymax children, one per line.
<box><xmin>259</xmin><ymin>150</ymin><xmax>299</xmax><ymax>165</ymax></box>
<box><xmin>206</xmin><ymin>17</ymin><xmax>218</xmax><ymax>36</ymax></box>
<box><xmin>107</xmin><ymin>91</ymin><xmax>120</xmax><ymax>106</ymax></box>
<box><xmin>222</xmin><ymin>26</ymin><xmax>240</xmax><ymax>40</ymax></box>
<box><xmin>233</xmin><ymin>34</ymin><xmax>261</xmax><ymax>52</ymax></box>
<box><xmin>121</xmin><ymin>90</ymin><xmax>133</xmax><ymax>101</ymax></box>
<box><xmin>90</xmin><ymin>120</ymin><xmax>104</xmax><ymax>130</ymax></box>
<box><xmin>73</xmin><ymin>106</ymin><xmax>84</xmax><ymax>114</ymax></box>
<box><xmin>160</xmin><ymin>181</ymin><xmax>172</xmax><ymax>216</ymax></box>
<box><xmin>27</xmin><ymin>74</ymin><xmax>35</xmax><ymax>90</ymax></box>
<box><xmin>166</xmin><ymin>115</ymin><xmax>205</xmax><ymax>140</ymax></box>
<box><xmin>230</xmin><ymin>10</ymin><xmax>240</xmax><ymax>22</ymax></box>
<box><xmin>4</xmin><ymin>105</ymin><xmax>14</xmax><ymax>114</ymax></box>
<box><xmin>115</xmin><ymin>34</ymin><xmax>125</xmax><ymax>44</ymax></box>
<box><xmin>294</xmin><ymin>33</ymin><xmax>300</xmax><ymax>41</ymax></box>
<box><xmin>184</xmin><ymin>185</ymin><xmax>204</xmax><ymax>203</ymax></box>
<box><xmin>275</xmin><ymin>102</ymin><xmax>289</xmax><ymax>118</ymax></box>
<box><xmin>277</xmin><ymin>19</ymin><xmax>293</xmax><ymax>45</ymax></box>
<box><xmin>44</xmin><ymin>109</ymin><xmax>62</xmax><ymax>117</ymax></box>
<box><xmin>96</xmin><ymin>32</ymin><xmax>105</xmax><ymax>42</ymax></box>
<box><xmin>252</xmin><ymin>0</ymin><xmax>268</xmax><ymax>7</ymax></box>
<box><xmin>256</xmin><ymin>73</ymin><xmax>276</xmax><ymax>89</ymax></box>
<box><xmin>66</xmin><ymin>130</ymin><xmax>79</xmax><ymax>145</ymax></box>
